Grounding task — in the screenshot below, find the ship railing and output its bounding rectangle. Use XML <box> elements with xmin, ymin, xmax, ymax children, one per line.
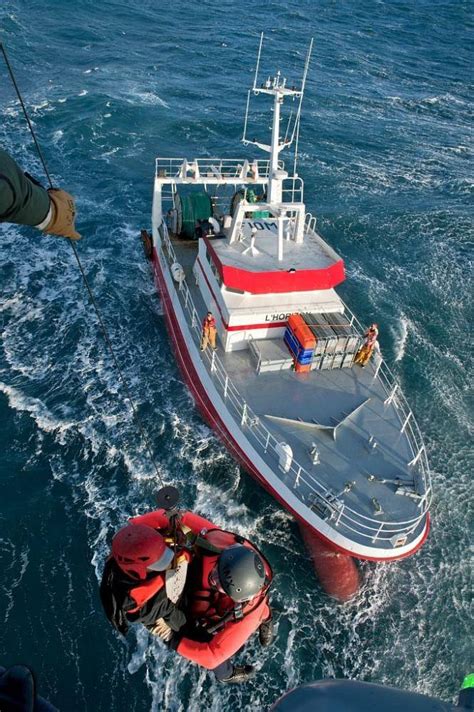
<box><xmin>159</xmin><ymin>183</ymin><xmax>177</xmax><ymax>212</ymax></box>
<box><xmin>341</xmin><ymin>299</ymin><xmax>432</xmax><ymax>505</ymax></box>
<box><xmin>160</xmin><ymin>228</ymin><xmax>430</xmax><ymax>545</ymax></box>
<box><xmin>305</xmin><ymin>212</ymin><xmax>317</xmax><ymax>234</ymax></box>
<box><xmin>281</xmin><ymin>177</ymin><xmax>304</xmax><ymax>204</ymax></box>
<box><xmin>304</xmin><ymin>212</ymin><xmax>345</xmax><ymax>266</ymax></box>
<box><xmin>155</xmin><ymin>157</ymin><xmax>283</xmax><ymax>181</ymax></box>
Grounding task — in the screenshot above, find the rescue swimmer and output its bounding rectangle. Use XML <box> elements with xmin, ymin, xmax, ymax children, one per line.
<box><xmin>100</xmin><ymin>492</ymin><xmax>274</xmax><ymax>684</ymax></box>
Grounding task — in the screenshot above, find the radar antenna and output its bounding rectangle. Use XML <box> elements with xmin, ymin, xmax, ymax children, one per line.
<box><xmin>242</xmin><ymin>32</ymin><xmax>313</xmax><ymax>202</ymax></box>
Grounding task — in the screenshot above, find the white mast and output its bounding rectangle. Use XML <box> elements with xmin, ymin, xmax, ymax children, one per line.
<box><xmin>268</xmin><ymin>72</ymin><xmax>286</xmax><ymax>204</ymax></box>
<box><xmin>242</xmin><ymin>34</ymin><xmax>313</xmax><ymax>206</ymax></box>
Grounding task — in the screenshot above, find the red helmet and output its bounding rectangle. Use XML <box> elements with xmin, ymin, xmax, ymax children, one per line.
<box><xmin>111</xmin><ymin>524</ymin><xmax>174</xmax><ymax>580</ymax></box>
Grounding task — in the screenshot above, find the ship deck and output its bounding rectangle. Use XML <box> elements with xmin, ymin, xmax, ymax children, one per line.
<box><xmin>165</xmin><ymin>234</ymin><xmax>429</xmax><ymax>553</ymax></box>
<box><xmin>211</xmin><ymin>222</ymin><xmax>336</xmax><ymax>272</ymax></box>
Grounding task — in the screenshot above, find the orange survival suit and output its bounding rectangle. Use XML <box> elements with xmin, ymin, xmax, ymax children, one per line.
<box><xmin>100</xmin><ymin>510</ymin><xmax>195</xmax><ymax>636</ymax></box>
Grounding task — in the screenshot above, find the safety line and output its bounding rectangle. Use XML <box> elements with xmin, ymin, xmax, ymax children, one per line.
<box><xmin>1</xmin><ymin>42</ymin><xmax>165</xmax><ymax>487</ymax></box>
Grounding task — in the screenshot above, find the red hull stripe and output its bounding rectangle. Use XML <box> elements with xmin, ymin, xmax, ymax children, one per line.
<box><xmin>227</xmin><ymin>321</ymin><xmax>286</xmax><ymax>331</ymax></box>
<box><xmin>153</xmin><ymin>247</ymin><xmax>430</xmax><ymax>562</ymax></box>
<box><xmin>204</xmin><ymin>235</ymin><xmax>346</xmax><ymax>294</ymax></box>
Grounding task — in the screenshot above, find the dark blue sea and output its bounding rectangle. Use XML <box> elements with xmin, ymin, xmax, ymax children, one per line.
<box><xmin>0</xmin><ymin>1</ymin><xmax>472</xmax><ymax>710</ymax></box>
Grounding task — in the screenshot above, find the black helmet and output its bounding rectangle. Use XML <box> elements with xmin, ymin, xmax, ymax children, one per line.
<box><xmin>217</xmin><ymin>545</ymin><xmax>266</xmax><ymax>602</ymax></box>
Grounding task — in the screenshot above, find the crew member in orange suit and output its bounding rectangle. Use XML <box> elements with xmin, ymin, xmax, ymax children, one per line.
<box><xmin>200</xmin><ymin>311</ymin><xmax>217</xmax><ymax>351</ymax></box>
<box><xmin>354</xmin><ymin>323</ymin><xmax>379</xmax><ymax>367</ymax></box>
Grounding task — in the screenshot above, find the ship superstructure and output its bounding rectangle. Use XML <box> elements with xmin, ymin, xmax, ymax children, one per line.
<box><xmin>147</xmin><ymin>36</ymin><xmax>431</xmax><ymax>572</ymax></box>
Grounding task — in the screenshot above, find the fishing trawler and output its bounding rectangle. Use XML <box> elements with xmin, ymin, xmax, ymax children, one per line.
<box><xmin>144</xmin><ymin>36</ymin><xmax>431</xmax><ymax>597</ymax></box>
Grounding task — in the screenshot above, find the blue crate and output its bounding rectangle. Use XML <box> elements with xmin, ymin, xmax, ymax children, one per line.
<box><xmin>284</xmin><ymin>329</ymin><xmax>314</xmax><ymax>364</ymax></box>
<box><xmin>284</xmin><ymin>329</ymin><xmax>314</xmax><ymax>356</ymax></box>
<box><xmin>284</xmin><ymin>329</ymin><xmax>299</xmax><ymax>357</ymax></box>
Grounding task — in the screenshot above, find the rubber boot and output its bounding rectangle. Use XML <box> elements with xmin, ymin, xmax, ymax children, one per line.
<box><xmin>221</xmin><ymin>665</ymin><xmax>255</xmax><ymax>684</ymax></box>
<box><xmin>259</xmin><ymin>615</ymin><xmax>274</xmax><ymax>647</ymax></box>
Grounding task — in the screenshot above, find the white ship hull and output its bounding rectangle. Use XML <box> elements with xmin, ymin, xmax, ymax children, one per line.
<box><xmin>151</xmin><ymin>230</ymin><xmax>430</xmax><ymax>562</ymax></box>
<box><xmin>147</xmin><ymin>39</ymin><xmax>431</xmax><ymax>574</ymax></box>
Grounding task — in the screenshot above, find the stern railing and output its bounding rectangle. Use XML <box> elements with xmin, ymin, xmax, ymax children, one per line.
<box><xmin>155</xmin><ymin>157</ymin><xmax>283</xmax><ymax>181</ymax></box>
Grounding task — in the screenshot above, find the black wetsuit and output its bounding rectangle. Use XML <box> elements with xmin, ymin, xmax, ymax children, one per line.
<box><xmin>99</xmin><ymin>558</ymin><xmax>186</xmax><ymax>637</ymax></box>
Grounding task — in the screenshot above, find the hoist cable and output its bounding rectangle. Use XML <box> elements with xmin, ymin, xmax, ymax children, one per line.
<box><xmin>1</xmin><ymin>42</ymin><xmax>165</xmax><ymax>487</ymax></box>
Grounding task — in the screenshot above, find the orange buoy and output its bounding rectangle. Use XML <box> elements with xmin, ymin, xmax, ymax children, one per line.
<box><xmin>299</xmin><ymin>524</ymin><xmax>360</xmax><ymax>601</ymax></box>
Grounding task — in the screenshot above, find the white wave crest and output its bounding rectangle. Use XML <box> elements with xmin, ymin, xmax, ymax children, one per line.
<box><xmin>393</xmin><ymin>313</ymin><xmax>410</xmax><ymax>362</ymax></box>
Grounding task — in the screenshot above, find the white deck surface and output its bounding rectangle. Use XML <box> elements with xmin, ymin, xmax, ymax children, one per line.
<box><xmin>212</xmin><ymin>220</ymin><xmax>340</xmax><ymax>271</ymax></box>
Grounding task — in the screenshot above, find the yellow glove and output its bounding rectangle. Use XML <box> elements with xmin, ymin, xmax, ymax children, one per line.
<box><xmin>43</xmin><ymin>189</ymin><xmax>81</xmax><ymax>240</ymax></box>
<box><xmin>150</xmin><ymin>618</ymin><xmax>173</xmax><ymax>642</ymax></box>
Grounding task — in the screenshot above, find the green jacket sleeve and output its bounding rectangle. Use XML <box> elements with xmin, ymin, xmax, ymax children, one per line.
<box><xmin>0</xmin><ymin>148</ymin><xmax>50</xmax><ymax>227</ymax></box>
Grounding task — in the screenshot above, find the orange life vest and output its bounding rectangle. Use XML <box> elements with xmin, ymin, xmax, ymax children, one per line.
<box><xmin>189</xmin><ymin>529</ymin><xmax>272</xmax><ymax>630</ymax></box>
<box><xmin>175</xmin><ymin>528</ymin><xmax>272</xmax><ymax>669</ymax></box>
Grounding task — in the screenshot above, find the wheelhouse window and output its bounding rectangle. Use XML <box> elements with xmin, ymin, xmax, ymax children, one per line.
<box><xmin>205</xmin><ymin>248</ymin><xmax>223</xmax><ymax>286</ymax></box>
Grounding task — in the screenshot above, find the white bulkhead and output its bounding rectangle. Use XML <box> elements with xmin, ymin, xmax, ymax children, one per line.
<box><xmin>193</xmin><ymin>238</ymin><xmax>344</xmax><ymax>352</ymax></box>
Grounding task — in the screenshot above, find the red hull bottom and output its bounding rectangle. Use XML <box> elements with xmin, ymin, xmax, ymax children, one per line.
<box><xmin>299</xmin><ymin>524</ymin><xmax>360</xmax><ymax>601</ymax></box>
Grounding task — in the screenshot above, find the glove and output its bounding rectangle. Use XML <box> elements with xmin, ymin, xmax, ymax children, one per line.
<box><xmin>150</xmin><ymin>618</ymin><xmax>173</xmax><ymax>642</ymax></box>
<box><xmin>43</xmin><ymin>188</ymin><xmax>81</xmax><ymax>240</ymax></box>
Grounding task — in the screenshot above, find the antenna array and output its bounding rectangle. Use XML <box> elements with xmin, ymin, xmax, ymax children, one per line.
<box><xmin>242</xmin><ymin>32</ymin><xmax>313</xmax><ymax>176</ymax></box>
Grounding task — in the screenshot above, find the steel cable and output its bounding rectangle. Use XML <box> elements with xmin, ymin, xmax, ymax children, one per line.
<box><xmin>1</xmin><ymin>42</ymin><xmax>165</xmax><ymax>487</ymax></box>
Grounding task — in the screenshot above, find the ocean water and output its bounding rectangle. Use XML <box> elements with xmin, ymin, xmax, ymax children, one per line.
<box><xmin>0</xmin><ymin>1</ymin><xmax>472</xmax><ymax>710</ymax></box>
